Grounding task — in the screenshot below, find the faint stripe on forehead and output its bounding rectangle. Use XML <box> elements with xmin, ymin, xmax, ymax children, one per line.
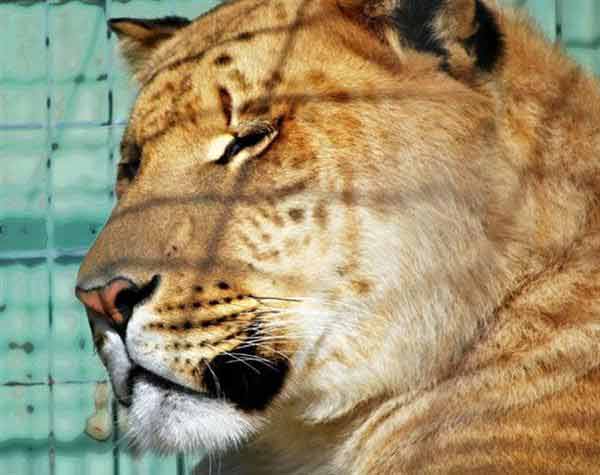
<box><xmin>140</xmin><ymin>0</ymin><xmax>271</xmax><ymax>90</ymax></box>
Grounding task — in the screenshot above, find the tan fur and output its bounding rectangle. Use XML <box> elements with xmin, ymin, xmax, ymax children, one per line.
<box><xmin>78</xmin><ymin>1</ymin><xmax>600</xmax><ymax>473</ymax></box>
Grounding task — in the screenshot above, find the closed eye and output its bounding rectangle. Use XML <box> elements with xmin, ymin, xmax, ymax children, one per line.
<box><xmin>116</xmin><ymin>142</ymin><xmax>142</xmax><ymax>199</ymax></box>
<box><xmin>118</xmin><ymin>157</ymin><xmax>141</xmax><ymax>181</ymax></box>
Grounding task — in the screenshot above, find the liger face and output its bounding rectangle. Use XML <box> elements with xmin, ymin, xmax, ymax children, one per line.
<box><xmin>75</xmin><ymin>0</ymin><xmax>498</xmax><ymax>455</ymax></box>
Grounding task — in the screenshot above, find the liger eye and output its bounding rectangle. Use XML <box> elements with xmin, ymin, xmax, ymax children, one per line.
<box><xmin>214</xmin><ymin>129</ymin><xmax>273</xmax><ymax>166</ymax></box>
<box><xmin>115</xmin><ymin>143</ymin><xmax>142</xmax><ymax>200</ymax></box>
<box><xmin>119</xmin><ymin>158</ymin><xmax>141</xmax><ymax>181</ymax></box>
<box><xmin>118</xmin><ymin>143</ymin><xmax>142</xmax><ymax>181</ymax></box>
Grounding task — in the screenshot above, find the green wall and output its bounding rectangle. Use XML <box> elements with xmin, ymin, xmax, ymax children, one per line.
<box><xmin>1</xmin><ymin>1</ymin><xmax>599</xmax><ymax>474</ymax></box>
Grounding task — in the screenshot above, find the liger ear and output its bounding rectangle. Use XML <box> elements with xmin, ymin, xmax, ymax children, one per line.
<box><xmin>339</xmin><ymin>0</ymin><xmax>504</xmax><ymax>80</ymax></box>
<box><xmin>108</xmin><ymin>16</ymin><xmax>191</xmax><ymax>75</ymax></box>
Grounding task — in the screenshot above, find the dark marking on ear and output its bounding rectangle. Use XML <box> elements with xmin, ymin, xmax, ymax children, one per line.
<box><xmin>141</xmin><ymin>15</ymin><xmax>191</xmax><ymax>28</ymax></box>
<box><xmin>140</xmin><ymin>16</ymin><xmax>191</xmax><ymax>29</ymax></box>
<box><xmin>202</xmin><ymin>328</ymin><xmax>288</xmax><ymax>411</ymax></box>
<box><xmin>391</xmin><ymin>0</ymin><xmax>448</xmax><ymax>61</ymax></box>
<box><xmin>465</xmin><ymin>0</ymin><xmax>504</xmax><ymax>72</ymax></box>
<box><xmin>108</xmin><ymin>16</ymin><xmax>191</xmax><ymax>76</ymax></box>
<box><xmin>109</xmin><ymin>16</ymin><xmax>191</xmax><ymax>36</ymax></box>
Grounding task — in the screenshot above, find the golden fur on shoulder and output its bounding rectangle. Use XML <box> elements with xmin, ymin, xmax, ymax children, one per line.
<box><xmin>75</xmin><ymin>1</ymin><xmax>600</xmax><ymax>473</ymax></box>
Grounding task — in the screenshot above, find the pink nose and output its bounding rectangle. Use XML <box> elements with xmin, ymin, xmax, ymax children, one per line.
<box><xmin>75</xmin><ymin>279</ymin><xmax>134</xmax><ymax>326</ymax></box>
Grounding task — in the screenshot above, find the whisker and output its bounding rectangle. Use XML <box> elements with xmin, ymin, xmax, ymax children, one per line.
<box><xmin>203</xmin><ymin>359</ymin><xmax>222</xmax><ymax>395</ymax></box>
<box><xmin>252</xmin><ymin>295</ymin><xmax>304</xmax><ymax>303</ymax></box>
<box><xmin>251</xmin><ymin>310</ymin><xmax>283</xmax><ymax>317</ymax></box>
<box><xmin>235</xmin><ymin>342</ymin><xmax>291</xmax><ymax>362</ymax></box>
<box><xmin>203</xmin><ymin>342</ymin><xmax>268</xmax><ymax>373</ymax></box>
<box><xmin>223</xmin><ymin>351</ymin><xmax>279</xmax><ymax>370</ymax></box>
<box><xmin>221</xmin><ymin>353</ymin><xmax>266</xmax><ymax>372</ymax></box>
<box><xmin>242</xmin><ymin>332</ymin><xmax>304</xmax><ymax>345</ymax></box>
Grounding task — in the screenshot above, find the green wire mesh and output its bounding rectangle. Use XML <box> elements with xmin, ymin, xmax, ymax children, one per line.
<box><xmin>1</xmin><ymin>1</ymin><xmax>599</xmax><ymax>474</ymax></box>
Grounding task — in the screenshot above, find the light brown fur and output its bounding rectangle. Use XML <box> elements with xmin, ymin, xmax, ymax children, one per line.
<box><xmin>78</xmin><ymin>1</ymin><xmax>600</xmax><ymax>473</ymax></box>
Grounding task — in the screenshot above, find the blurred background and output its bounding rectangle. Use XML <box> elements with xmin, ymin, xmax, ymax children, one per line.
<box><xmin>1</xmin><ymin>0</ymin><xmax>599</xmax><ymax>474</ymax></box>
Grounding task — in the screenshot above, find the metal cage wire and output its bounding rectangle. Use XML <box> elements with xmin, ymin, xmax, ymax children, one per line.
<box><xmin>1</xmin><ymin>0</ymin><xmax>599</xmax><ymax>474</ymax></box>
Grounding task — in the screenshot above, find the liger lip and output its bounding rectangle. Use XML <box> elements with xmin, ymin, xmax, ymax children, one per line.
<box><xmin>124</xmin><ymin>364</ymin><xmax>208</xmax><ymax>406</ymax></box>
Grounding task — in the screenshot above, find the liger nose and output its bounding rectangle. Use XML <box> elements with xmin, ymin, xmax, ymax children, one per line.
<box><xmin>75</xmin><ymin>276</ymin><xmax>160</xmax><ymax>329</ymax></box>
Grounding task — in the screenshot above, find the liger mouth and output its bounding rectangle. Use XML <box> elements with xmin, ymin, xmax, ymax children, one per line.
<box><xmin>113</xmin><ymin>339</ymin><xmax>290</xmax><ymax>412</ymax></box>
<box><xmin>115</xmin><ymin>346</ymin><xmax>290</xmax><ymax>412</ymax></box>
<box><xmin>99</xmin><ymin>307</ymin><xmax>291</xmax><ymax>412</ymax></box>
<box><xmin>93</xmin><ymin>327</ymin><xmax>210</xmax><ymax>408</ymax></box>
<box><xmin>123</xmin><ymin>364</ymin><xmax>205</xmax><ymax>407</ymax></box>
